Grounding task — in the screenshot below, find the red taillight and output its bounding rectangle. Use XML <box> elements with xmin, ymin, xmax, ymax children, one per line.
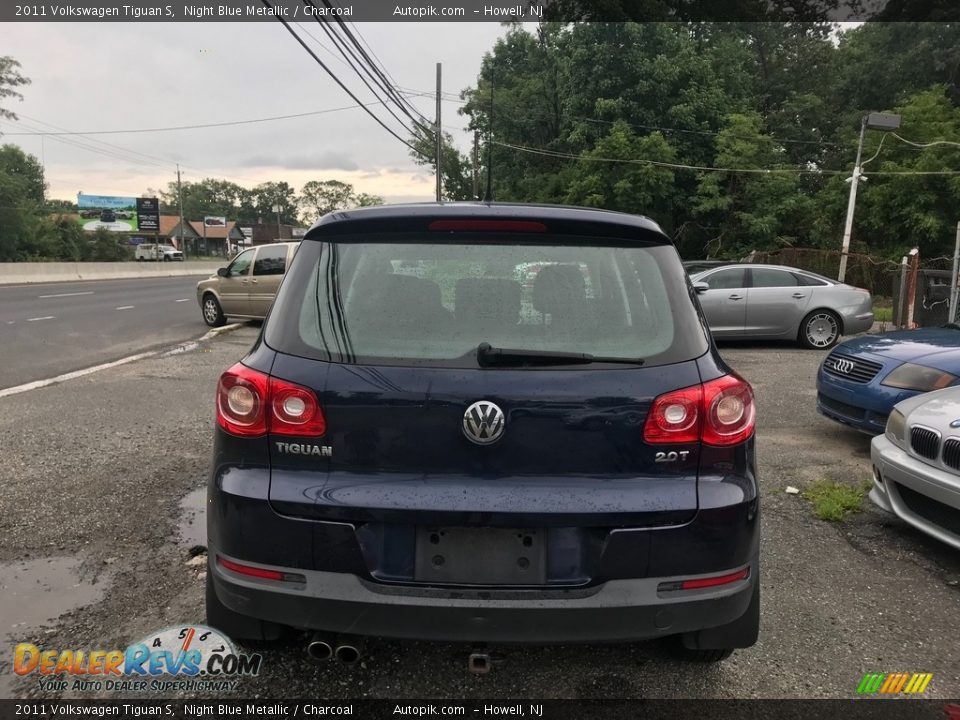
<box><xmin>216</xmin><ymin>363</ymin><xmax>269</xmax><ymax>437</ymax></box>
<box><xmin>428</xmin><ymin>219</ymin><xmax>547</xmax><ymax>233</ymax></box>
<box><xmin>701</xmin><ymin>374</ymin><xmax>755</xmax><ymax>446</ymax></box>
<box><xmin>642</xmin><ymin>373</ymin><xmax>754</xmax><ymax>447</ymax></box>
<box><xmin>216</xmin><ymin>363</ymin><xmax>326</xmax><ymax>438</ymax></box>
<box><xmin>643</xmin><ymin>385</ymin><xmax>702</xmax><ymax>444</ymax></box>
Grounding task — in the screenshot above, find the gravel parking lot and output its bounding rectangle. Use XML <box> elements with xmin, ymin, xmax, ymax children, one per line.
<box><xmin>2</xmin><ymin>328</ymin><xmax>959</xmax><ymax>700</ymax></box>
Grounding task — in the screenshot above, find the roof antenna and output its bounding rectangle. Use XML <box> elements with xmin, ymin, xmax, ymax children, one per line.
<box><xmin>483</xmin><ymin>76</ymin><xmax>494</xmax><ymax>203</ymax></box>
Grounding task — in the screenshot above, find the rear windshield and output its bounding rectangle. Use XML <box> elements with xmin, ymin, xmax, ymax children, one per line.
<box><xmin>265</xmin><ymin>234</ymin><xmax>708</xmax><ymax>368</ymax></box>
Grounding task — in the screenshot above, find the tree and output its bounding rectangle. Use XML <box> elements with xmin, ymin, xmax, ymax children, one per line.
<box><xmin>0</xmin><ymin>56</ymin><xmax>29</xmax><ymax>123</ymax></box>
<box><xmin>693</xmin><ymin>113</ymin><xmax>812</xmax><ymax>257</ymax></box>
<box><xmin>299</xmin><ymin>180</ymin><xmax>355</xmax><ymax>219</ymax></box>
<box><xmin>298</xmin><ymin>180</ymin><xmax>385</xmax><ymax>223</ymax></box>
<box><xmin>251</xmin><ymin>181</ymin><xmax>298</xmax><ymax>225</ymax></box>
<box><xmin>408</xmin><ymin>125</ymin><xmax>475</xmax><ymax>201</ymax></box>
<box><xmin>0</xmin><ymin>144</ymin><xmax>45</xmax><ymax>261</ymax></box>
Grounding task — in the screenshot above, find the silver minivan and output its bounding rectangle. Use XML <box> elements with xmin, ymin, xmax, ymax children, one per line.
<box><xmin>196</xmin><ymin>241</ymin><xmax>299</xmax><ymax>327</ymax></box>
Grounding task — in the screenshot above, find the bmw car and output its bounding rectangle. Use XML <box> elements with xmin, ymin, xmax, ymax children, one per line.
<box><xmin>871</xmin><ymin>386</ymin><xmax>960</xmax><ymax>550</ymax></box>
<box><xmin>205</xmin><ymin>203</ymin><xmax>760</xmax><ymax>662</ymax></box>
<box><xmin>817</xmin><ymin>326</ymin><xmax>960</xmax><ymax>435</ymax></box>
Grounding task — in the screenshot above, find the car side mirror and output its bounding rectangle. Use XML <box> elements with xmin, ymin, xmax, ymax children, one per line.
<box><xmin>693</xmin><ymin>282</ymin><xmax>709</xmax><ymax>294</ymax></box>
<box><xmin>217</xmin><ymin>267</ymin><xmax>229</xmax><ymax>277</ymax></box>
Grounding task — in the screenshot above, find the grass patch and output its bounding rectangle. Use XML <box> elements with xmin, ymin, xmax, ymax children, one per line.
<box><xmin>873</xmin><ymin>306</ymin><xmax>893</xmax><ymax>323</ymax></box>
<box><xmin>803</xmin><ymin>480</ymin><xmax>872</xmax><ymax>521</ymax></box>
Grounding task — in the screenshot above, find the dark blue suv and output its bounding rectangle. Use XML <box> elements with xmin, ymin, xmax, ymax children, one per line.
<box><xmin>206</xmin><ymin>203</ymin><xmax>759</xmax><ymax>662</ymax></box>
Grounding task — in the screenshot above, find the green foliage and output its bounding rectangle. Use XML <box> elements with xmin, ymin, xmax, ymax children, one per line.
<box><xmin>298</xmin><ymin>180</ymin><xmax>384</xmax><ymax>222</ymax></box>
<box><xmin>0</xmin><ymin>56</ymin><xmax>30</xmax><ymax>122</ymax></box>
<box><xmin>451</xmin><ymin>22</ymin><xmax>960</xmax><ymax>260</ymax></box>
<box><xmin>803</xmin><ymin>480</ymin><xmax>872</xmax><ymax>522</ymax></box>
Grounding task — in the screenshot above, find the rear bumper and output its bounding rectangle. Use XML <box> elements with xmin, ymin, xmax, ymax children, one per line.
<box><xmin>843</xmin><ymin>312</ymin><xmax>875</xmax><ymax>335</ymax></box>
<box><xmin>209</xmin><ymin>548</ymin><xmax>758</xmax><ymax>643</ymax></box>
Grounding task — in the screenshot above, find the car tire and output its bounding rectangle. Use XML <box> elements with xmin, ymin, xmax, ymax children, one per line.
<box><xmin>799</xmin><ymin>309</ymin><xmax>841</xmax><ymax>350</ymax></box>
<box><xmin>205</xmin><ymin>571</ymin><xmax>285</xmax><ymax>643</ymax></box>
<box><xmin>202</xmin><ymin>294</ymin><xmax>227</xmax><ymax>328</ymax></box>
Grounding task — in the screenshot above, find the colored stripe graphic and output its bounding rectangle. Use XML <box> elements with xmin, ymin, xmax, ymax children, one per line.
<box><xmin>857</xmin><ymin>672</ymin><xmax>932</xmax><ymax>695</ymax></box>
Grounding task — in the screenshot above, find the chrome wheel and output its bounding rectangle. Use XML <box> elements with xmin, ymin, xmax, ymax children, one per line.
<box><xmin>804</xmin><ymin>312</ymin><xmax>839</xmax><ymax>348</ymax></box>
<box><xmin>202</xmin><ymin>296</ymin><xmax>224</xmax><ymax>327</ymax></box>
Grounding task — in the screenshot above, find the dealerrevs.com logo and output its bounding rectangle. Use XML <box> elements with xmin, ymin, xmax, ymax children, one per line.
<box><xmin>14</xmin><ymin>625</ymin><xmax>262</xmax><ymax>693</ymax></box>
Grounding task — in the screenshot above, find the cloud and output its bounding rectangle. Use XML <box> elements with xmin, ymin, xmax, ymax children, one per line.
<box><xmin>240</xmin><ymin>152</ymin><xmax>359</xmax><ymax>172</ymax></box>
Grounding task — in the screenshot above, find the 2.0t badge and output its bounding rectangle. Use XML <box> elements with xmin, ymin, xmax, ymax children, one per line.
<box><xmin>463</xmin><ymin>400</ymin><xmax>506</xmax><ymax>445</ymax></box>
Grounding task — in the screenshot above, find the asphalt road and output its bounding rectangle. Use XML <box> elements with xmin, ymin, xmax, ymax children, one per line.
<box><xmin>1</xmin><ymin>328</ymin><xmax>958</xmax><ymax>701</ymax></box>
<box><xmin>0</xmin><ymin>276</ymin><xmax>212</xmax><ymax>388</ymax></box>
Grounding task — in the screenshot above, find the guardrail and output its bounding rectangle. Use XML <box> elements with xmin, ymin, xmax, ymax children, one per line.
<box><xmin>0</xmin><ymin>261</ymin><xmax>225</xmax><ymax>286</ymax></box>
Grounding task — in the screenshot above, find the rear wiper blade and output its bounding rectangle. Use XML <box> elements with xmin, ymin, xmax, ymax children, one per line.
<box><xmin>476</xmin><ymin>342</ymin><xmax>644</xmax><ymax>367</ymax></box>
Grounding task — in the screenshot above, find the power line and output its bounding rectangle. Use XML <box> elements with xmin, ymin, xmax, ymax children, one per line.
<box><xmin>495</xmin><ymin>140</ymin><xmax>960</xmax><ymax>176</ymax></box>
<box><xmin>296</xmin><ymin>1</ymin><xmax>424</xmax><ymax>136</ymax></box>
<box><xmin>891</xmin><ymin>132</ymin><xmax>960</xmax><ymax>149</ymax></box>
<box><xmin>16</xmin><ymin>113</ymin><xmax>177</xmax><ymax>167</ymax></box>
<box><xmin>261</xmin><ymin>0</ymin><xmax>425</xmax><ymax>158</ymax></box>
<box><xmin>1</xmin><ymin>100</ymin><xmax>391</xmax><ymax>136</ymax></box>
<box><xmin>492</xmin><ymin>140</ymin><xmax>845</xmax><ymax>174</ymax></box>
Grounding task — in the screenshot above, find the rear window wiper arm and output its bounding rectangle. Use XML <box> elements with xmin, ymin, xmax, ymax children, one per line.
<box><xmin>476</xmin><ymin>342</ymin><xmax>644</xmax><ymax>367</ymax></box>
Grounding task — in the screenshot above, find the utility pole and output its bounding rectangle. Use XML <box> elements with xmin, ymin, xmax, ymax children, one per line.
<box><xmin>838</xmin><ymin>117</ymin><xmax>866</xmax><ymax>284</ymax></box>
<box><xmin>177</xmin><ymin>164</ymin><xmax>186</xmax><ymax>259</ymax></box>
<box><xmin>949</xmin><ymin>221</ymin><xmax>960</xmax><ymax>324</ymax></box>
<box><xmin>473</xmin><ymin>131</ymin><xmax>479</xmax><ymax>201</ymax></box>
<box><xmin>484</xmin><ymin>78</ymin><xmax>494</xmax><ymax>203</ymax></box>
<box><xmin>435</xmin><ymin>62</ymin><xmax>442</xmax><ymax>203</ymax></box>
<box><xmin>838</xmin><ymin>112</ymin><xmax>902</xmax><ymax>283</ymax></box>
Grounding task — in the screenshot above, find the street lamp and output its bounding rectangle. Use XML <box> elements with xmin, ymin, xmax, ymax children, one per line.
<box><xmin>271</xmin><ymin>203</ymin><xmax>282</xmax><ymax>241</ymax></box>
<box><xmin>838</xmin><ymin>112</ymin><xmax>902</xmax><ymax>282</ymax></box>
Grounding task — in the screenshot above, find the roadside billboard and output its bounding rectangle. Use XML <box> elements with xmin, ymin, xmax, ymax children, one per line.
<box><xmin>77</xmin><ymin>194</ymin><xmax>140</xmax><ymax>232</ymax></box>
<box><xmin>137</xmin><ymin>197</ymin><xmax>160</xmax><ymax>233</ymax></box>
<box><xmin>204</xmin><ymin>216</ymin><xmax>227</xmax><ymax>228</ymax></box>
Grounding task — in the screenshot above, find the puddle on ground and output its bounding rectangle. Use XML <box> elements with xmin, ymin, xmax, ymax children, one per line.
<box><xmin>178</xmin><ymin>487</ymin><xmax>207</xmax><ymax>550</ymax></box>
<box><xmin>0</xmin><ymin>557</ymin><xmax>106</xmax><ymax>698</ymax></box>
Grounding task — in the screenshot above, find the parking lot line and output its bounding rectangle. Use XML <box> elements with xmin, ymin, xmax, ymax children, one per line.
<box><xmin>175</xmin><ymin>299</ymin><xmax>189</xmax><ymax>303</ymax></box>
<box><xmin>26</xmin><ymin>316</ymin><xmax>55</xmax><ymax>322</ymax></box>
<box><xmin>115</xmin><ymin>305</ymin><xmax>135</xmax><ymax>310</ymax></box>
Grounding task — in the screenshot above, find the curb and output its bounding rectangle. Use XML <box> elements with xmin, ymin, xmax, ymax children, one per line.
<box><xmin>0</xmin><ymin>323</ymin><xmax>248</xmax><ymax>399</ymax></box>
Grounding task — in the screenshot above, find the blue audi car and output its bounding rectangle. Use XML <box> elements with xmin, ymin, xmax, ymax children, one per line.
<box><xmin>206</xmin><ymin>203</ymin><xmax>760</xmax><ymax>663</ymax></box>
<box><xmin>817</xmin><ymin>326</ymin><xmax>960</xmax><ymax>435</ymax></box>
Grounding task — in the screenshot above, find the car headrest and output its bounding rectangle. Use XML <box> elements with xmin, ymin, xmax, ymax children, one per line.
<box><xmin>532</xmin><ymin>264</ymin><xmax>587</xmax><ymax>317</ymax></box>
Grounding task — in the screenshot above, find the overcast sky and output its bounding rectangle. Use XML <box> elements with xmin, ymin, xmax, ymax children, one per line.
<box><xmin>1</xmin><ymin>22</ymin><xmax>512</xmax><ymax>203</ymax></box>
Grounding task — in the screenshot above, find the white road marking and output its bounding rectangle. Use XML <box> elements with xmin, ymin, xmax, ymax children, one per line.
<box><xmin>26</xmin><ymin>316</ymin><xmax>55</xmax><ymax>322</ymax></box>
<box><xmin>0</xmin><ymin>351</ymin><xmax>160</xmax><ymax>399</ymax></box>
<box><xmin>0</xmin><ymin>322</ymin><xmax>246</xmax><ymax>400</ymax></box>
<box><xmin>38</xmin><ymin>291</ymin><xmax>95</xmax><ymax>299</ymax></box>
<box><xmin>175</xmin><ymin>298</ymin><xmax>189</xmax><ymax>302</ymax></box>
<box><xmin>115</xmin><ymin>305</ymin><xmax>135</xmax><ymax>310</ymax></box>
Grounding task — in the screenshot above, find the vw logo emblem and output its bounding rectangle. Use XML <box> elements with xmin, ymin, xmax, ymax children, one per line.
<box><xmin>463</xmin><ymin>400</ymin><xmax>506</xmax><ymax>445</ymax></box>
<box><xmin>834</xmin><ymin>358</ymin><xmax>855</xmax><ymax>374</ymax></box>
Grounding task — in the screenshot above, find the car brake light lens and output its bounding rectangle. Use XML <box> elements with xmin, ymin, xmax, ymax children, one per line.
<box><xmin>428</xmin><ymin>220</ymin><xmax>547</xmax><ymax>233</ymax></box>
<box><xmin>216</xmin><ymin>363</ymin><xmax>326</xmax><ymax>438</ymax></box>
<box><xmin>701</xmin><ymin>373</ymin><xmax>755</xmax><ymax>446</ymax></box>
<box><xmin>658</xmin><ymin>566</ymin><xmax>750</xmax><ymax>592</ymax></box>
<box><xmin>217</xmin><ymin>364</ymin><xmax>269</xmax><ymax>436</ymax></box>
<box><xmin>269</xmin><ymin>379</ymin><xmax>326</xmax><ymax>436</ymax></box>
<box><xmin>643</xmin><ymin>373</ymin><xmax>755</xmax><ymax>447</ymax></box>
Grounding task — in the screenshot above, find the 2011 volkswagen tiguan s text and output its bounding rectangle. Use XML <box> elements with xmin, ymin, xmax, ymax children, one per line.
<box><xmin>206</xmin><ymin>203</ymin><xmax>760</xmax><ymax>661</ymax></box>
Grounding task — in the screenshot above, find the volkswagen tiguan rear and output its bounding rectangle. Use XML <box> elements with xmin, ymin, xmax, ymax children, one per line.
<box><xmin>206</xmin><ymin>203</ymin><xmax>759</xmax><ymax>661</ymax></box>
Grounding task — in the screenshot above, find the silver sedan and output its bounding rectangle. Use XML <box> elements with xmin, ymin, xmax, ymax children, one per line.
<box><xmin>691</xmin><ymin>264</ymin><xmax>874</xmax><ymax>350</ymax></box>
<box><xmin>872</xmin><ymin>386</ymin><xmax>960</xmax><ymax>550</ymax></box>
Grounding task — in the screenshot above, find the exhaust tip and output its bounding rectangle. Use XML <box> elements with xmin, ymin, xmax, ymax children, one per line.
<box><xmin>306</xmin><ymin>636</ymin><xmax>334</xmax><ymax>662</ymax></box>
<box><xmin>335</xmin><ymin>644</ymin><xmax>361</xmax><ymax>666</ymax></box>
